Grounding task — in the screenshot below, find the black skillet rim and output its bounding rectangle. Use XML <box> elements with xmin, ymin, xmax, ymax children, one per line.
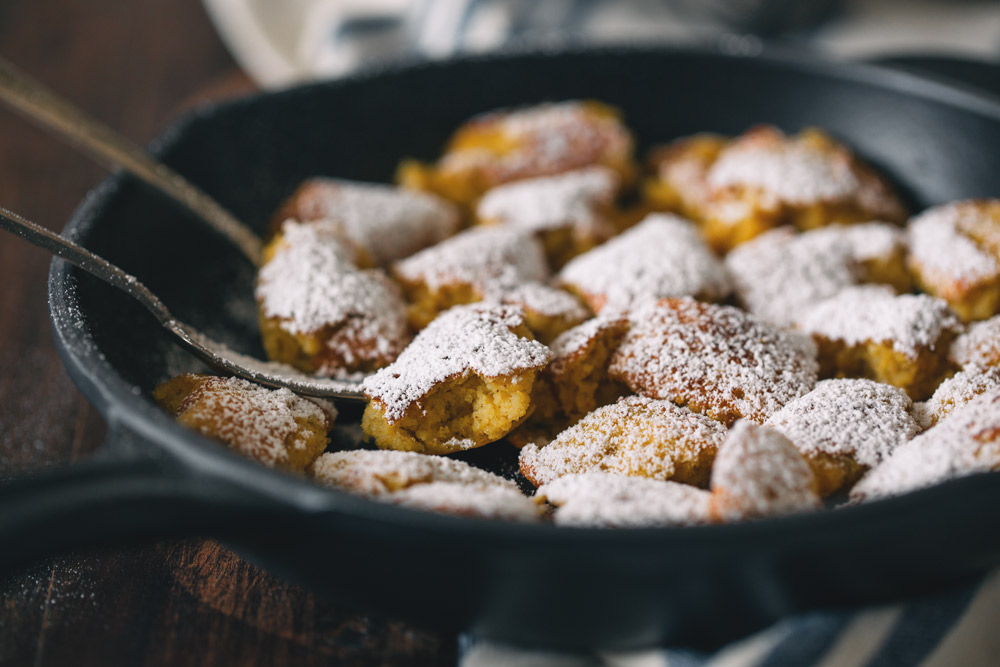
<box><xmin>46</xmin><ymin>41</ymin><xmax>1000</xmax><ymax>551</ymax></box>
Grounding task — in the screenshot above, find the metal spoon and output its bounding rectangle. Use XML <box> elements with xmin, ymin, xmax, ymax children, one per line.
<box><xmin>0</xmin><ymin>56</ymin><xmax>263</xmax><ymax>267</ymax></box>
<box><xmin>0</xmin><ymin>206</ymin><xmax>365</xmax><ymax>401</ymax></box>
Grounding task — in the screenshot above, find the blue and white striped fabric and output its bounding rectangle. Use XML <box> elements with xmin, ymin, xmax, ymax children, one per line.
<box><xmin>459</xmin><ymin>570</ymin><xmax>1000</xmax><ymax>666</ymax></box>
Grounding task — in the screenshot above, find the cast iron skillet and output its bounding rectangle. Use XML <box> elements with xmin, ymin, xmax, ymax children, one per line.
<box><xmin>5</xmin><ymin>45</ymin><xmax>1000</xmax><ymax>651</ymax></box>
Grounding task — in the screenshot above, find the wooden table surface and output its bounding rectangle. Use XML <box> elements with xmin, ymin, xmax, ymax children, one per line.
<box><xmin>0</xmin><ymin>2</ymin><xmax>455</xmax><ymax>664</ymax></box>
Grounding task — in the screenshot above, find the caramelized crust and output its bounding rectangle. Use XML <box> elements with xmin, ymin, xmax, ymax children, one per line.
<box><xmin>797</xmin><ymin>286</ymin><xmax>962</xmax><ymax>400</ymax></box>
<box><xmin>270</xmin><ymin>178</ymin><xmax>460</xmax><ymax>266</ymax></box>
<box><xmin>519</xmin><ymin>396</ymin><xmax>727</xmax><ymax>487</ymax></box>
<box><xmin>398</xmin><ymin>100</ymin><xmax>637</xmax><ymax>209</ymax></box>
<box><xmin>645</xmin><ymin>126</ymin><xmax>906</xmax><ymax>253</ymax></box>
<box><xmin>361</xmin><ymin>304</ymin><xmax>550</xmax><ymax>455</ymax></box>
<box><xmin>609</xmin><ymin>298</ymin><xmax>818</xmax><ymax>425</ymax></box>
<box><xmin>907</xmin><ymin>200</ymin><xmax>1000</xmax><ymax>322</ymax></box>
<box><xmin>508</xmin><ymin>317</ymin><xmax>630</xmax><ymax>448</ymax></box>
<box><xmin>154</xmin><ymin>374</ymin><xmax>335</xmax><ymax>472</ymax></box>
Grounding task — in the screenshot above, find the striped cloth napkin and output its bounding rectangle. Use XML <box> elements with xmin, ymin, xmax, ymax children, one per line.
<box><xmin>460</xmin><ymin>571</ymin><xmax>1000</xmax><ymax>666</ymax></box>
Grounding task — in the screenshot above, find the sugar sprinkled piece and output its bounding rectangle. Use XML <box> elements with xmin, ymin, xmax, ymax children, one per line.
<box><xmin>477</xmin><ymin>166</ymin><xmax>618</xmax><ymax>238</ymax></box>
<box><xmin>725</xmin><ymin>227</ymin><xmax>857</xmax><ymax>327</ymax></box>
<box><xmin>708</xmin><ymin>127</ymin><xmax>861</xmax><ymax>207</ymax></box>
<box><xmin>726</xmin><ymin>223</ymin><xmax>907</xmax><ymax>327</ymax></box>
<box><xmin>710</xmin><ymin>421</ymin><xmax>821</xmax><ymax>521</ymax></box>
<box><xmin>907</xmin><ymin>201</ymin><xmax>1000</xmax><ymax>299</ymax></box>
<box><xmin>174</xmin><ymin>376</ymin><xmax>334</xmax><ymax>468</ymax></box>
<box><xmin>547</xmin><ymin>316</ymin><xmax>628</xmax><ymax>376</ymax></box>
<box><xmin>362</xmin><ymin>303</ymin><xmax>551</xmax><ymax>422</ymax></box>
<box><xmin>796</xmin><ymin>286</ymin><xmax>961</xmax><ymax>360</ymax></box>
<box><xmin>393</xmin><ymin>226</ymin><xmax>548</xmax><ymax>293</ymax></box>
<box><xmin>764</xmin><ymin>379</ymin><xmax>917</xmax><ymax>470</ymax></box>
<box><xmin>609</xmin><ymin>298</ymin><xmax>818</xmax><ymax>425</ymax></box>
<box><xmin>557</xmin><ymin>214</ymin><xmax>731</xmax><ymax>314</ymax></box>
<box><xmin>851</xmin><ymin>388</ymin><xmax>1000</xmax><ymax>502</ymax></box>
<box><xmin>519</xmin><ymin>396</ymin><xmax>728</xmax><ymax>486</ymax></box>
<box><xmin>490</xmin><ymin>282</ymin><xmax>590</xmax><ymax>321</ymax></box>
<box><xmin>256</xmin><ymin>219</ymin><xmax>410</xmax><ymax>354</ymax></box>
<box><xmin>704</xmin><ymin>126</ymin><xmax>904</xmax><ymax>224</ymax></box>
<box><xmin>950</xmin><ymin>315</ymin><xmax>1000</xmax><ymax>368</ymax></box>
<box><xmin>536</xmin><ymin>472</ymin><xmax>712</xmax><ymax>528</ymax></box>
<box><xmin>439</xmin><ymin>101</ymin><xmax>634</xmax><ymax>185</ymax></box>
<box><xmin>913</xmin><ymin>365</ymin><xmax>1000</xmax><ymax>430</ymax></box>
<box><xmin>275</xmin><ymin>178</ymin><xmax>461</xmax><ymax>265</ymax></box>
<box><xmin>311</xmin><ymin>450</ymin><xmax>539</xmax><ymax>521</ymax></box>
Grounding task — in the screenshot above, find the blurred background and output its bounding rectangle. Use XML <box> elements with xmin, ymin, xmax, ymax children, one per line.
<box><xmin>202</xmin><ymin>0</ymin><xmax>1000</xmax><ymax>87</ymax></box>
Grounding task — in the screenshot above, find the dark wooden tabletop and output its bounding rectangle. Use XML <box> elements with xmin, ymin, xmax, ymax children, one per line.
<box><xmin>0</xmin><ymin>2</ymin><xmax>455</xmax><ymax>664</ymax></box>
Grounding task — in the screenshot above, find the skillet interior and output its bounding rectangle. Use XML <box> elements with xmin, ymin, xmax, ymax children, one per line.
<box><xmin>49</xmin><ymin>46</ymin><xmax>1000</xmax><ymax>650</ymax></box>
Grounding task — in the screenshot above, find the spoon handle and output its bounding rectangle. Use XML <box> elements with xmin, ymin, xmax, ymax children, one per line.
<box><xmin>0</xmin><ymin>57</ymin><xmax>263</xmax><ymax>266</ymax></box>
<box><xmin>0</xmin><ymin>206</ymin><xmax>365</xmax><ymax>400</ymax></box>
<box><xmin>0</xmin><ymin>206</ymin><xmax>174</xmax><ymax>324</ymax></box>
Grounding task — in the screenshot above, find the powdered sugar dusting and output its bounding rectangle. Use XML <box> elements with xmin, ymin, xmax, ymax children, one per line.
<box><xmin>711</xmin><ymin>421</ymin><xmax>820</xmax><ymax>521</ymax></box>
<box><xmin>392</xmin><ymin>226</ymin><xmax>548</xmax><ymax>292</ymax></box>
<box><xmin>519</xmin><ymin>396</ymin><xmax>728</xmax><ymax>485</ymax></box>
<box><xmin>609</xmin><ymin>298</ymin><xmax>818</xmax><ymax>424</ymax></box>
<box><xmin>256</xmin><ymin>220</ymin><xmax>410</xmax><ymax>357</ymax></box>
<box><xmin>913</xmin><ymin>365</ymin><xmax>1000</xmax><ymax>429</ymax></box>
<box><xmin>476</xmin><ymin>166</ymin><xmax>618</xmax><ymax>238</ymax></box>
<box><xmin>536</xmin><ymin>472</ymin><xmax>711</xmax><ymax>528</ymax></box>
<box><xmin>796</xmin><ymin>286</ymin><xmax>961</xmax><ymax>359</ymax></box>
<box><xmin>907</xmin><ymin>202</ymin><xmax>1000</xmax><ymax>291</ymax></box>
<box><xmin>362</xmin><ymin>303</ymin><xmax>551</xmax><ymax>422</ymax></box>
<box><xmin>951</xmin><ymin>315</ymin><xmax>1000</xmax><ymax>368</ymax></box>
<box><xmin>285</xmin><ymin>179</ymin><xmax>461</xmax><ymax>265</ymax></box>
<box><xmin>811</xmin><ymin>222</ymin><xmax>906</xmax><ymax>264</ymax></box>
<box><xmin>178</xmin><ymin>376</ymin><xmax>334</xmax><ymax>467</ymax></box>
<box><xmin>851</xmin><ymin>388</ymin><xmax>1000</xmax><ymax>501</ymax></box>
<box><xmin>725</xmin><ymin>227</ymin><xmax>858</xmax><ymax>327</ymax></box>
<box><xmin>311</xmin><ymin>449</ymin><xmax>538</xmax><ymax>521</ymax></box>
<box><xmin>764</xmin><ymin>378</ymin><xmax>916</xmax><ymax>468</ymax></box>
<box><xmin>557</xmin><ymin>214</ymin><xmax>731</xmax><ymax>314</ymax></box>
<box><xmin>489</xmin><ymin>282</ymin><xmax>590</xmax><ymax>320</ymax></box>
<box><xmin>440</xmin><ymin>101</ymin><xmax>633</xmax><ymax>184</ymax></box>
<box><xmin>707</xmin><ymin>127</ymin><xmax>859</xmax><ymax>206</ymax></box>
<box><xmin>547</xmin><ymin>316</ymin><xmax>627</xmax><ymax>373</ymax></box>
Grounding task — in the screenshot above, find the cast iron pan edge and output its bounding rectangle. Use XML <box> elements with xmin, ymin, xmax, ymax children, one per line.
<box><xmin>16</xmin><ymin>44</ymin><xmax>1000</xmax><ymax>649</ymax></box>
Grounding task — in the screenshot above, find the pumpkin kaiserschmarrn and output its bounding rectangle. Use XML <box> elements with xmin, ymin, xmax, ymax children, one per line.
<box><xmin>398</xmin><ymin>100</ymin><xmax>637</xmax><ymax>209</ymax></box>
<box><xmin>361</xmin><ymin>303</ymin><xmax>551</xmax><ymax>455</ymax></box>
<box><xmin>645</xmin><ymin>126</ymin><xmax>906</xmax><ymax>252</ymax></box>
<box><xmin>154</xmin><ymin>374</ymin><xmax>335</xmax><ymax>472</ymax></box>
